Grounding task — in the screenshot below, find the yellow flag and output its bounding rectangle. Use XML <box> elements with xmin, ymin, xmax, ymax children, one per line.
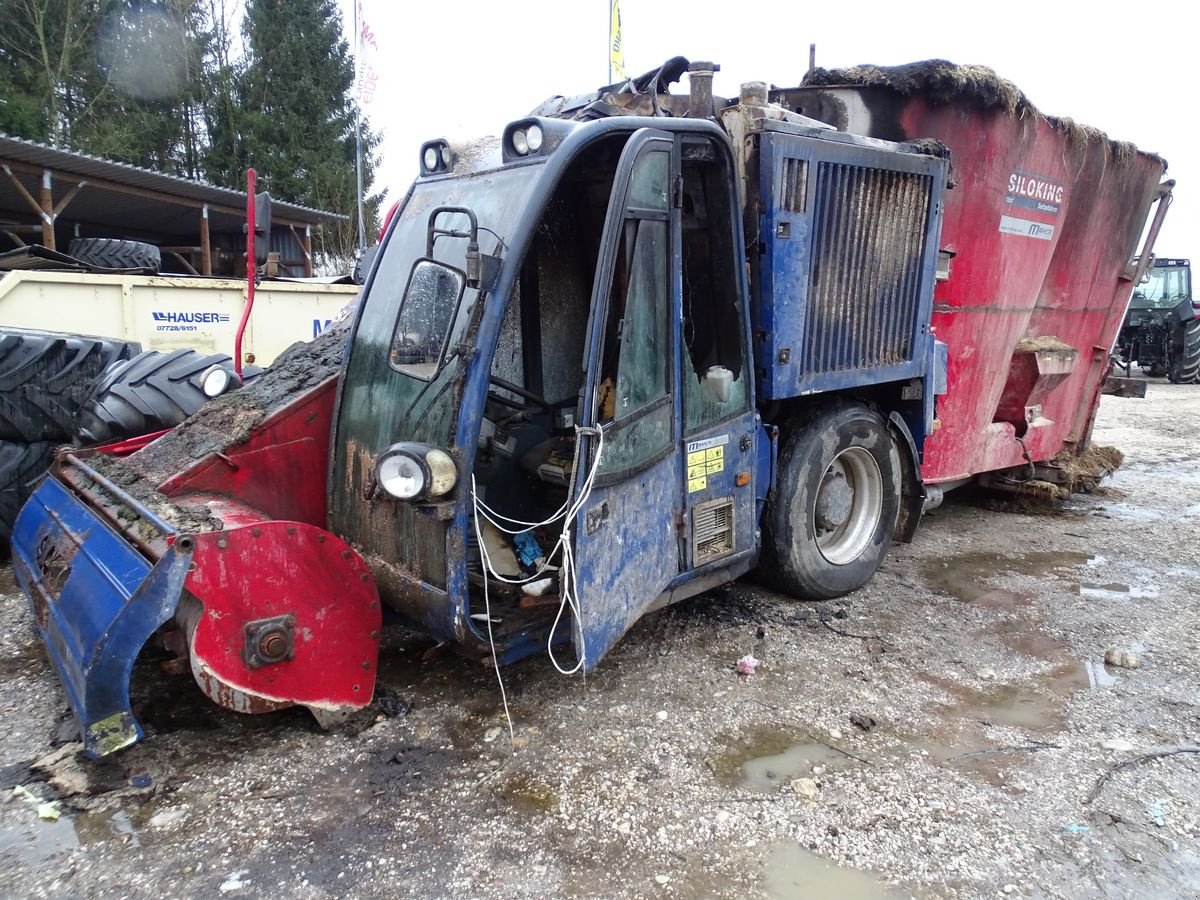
<box><xmin>609</xmin><ymin>0</ymin><xmax>626</xmax><ymax>82</ymax></box>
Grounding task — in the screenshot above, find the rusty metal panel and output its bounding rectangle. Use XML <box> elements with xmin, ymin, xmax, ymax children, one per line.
<box><xmin>779</xmin><ymin>78</ymin><xmax>1167</xmax><ymax>481</ymax></box>
<box><xmin>805</xmin><ymin>162</ymin><xmax>933</xmax><ymax>375</ymax></box>
<box><xmin>753</xmin><ymin>126</ymin><xmax>945</xmax><ymax>400</ymax></box>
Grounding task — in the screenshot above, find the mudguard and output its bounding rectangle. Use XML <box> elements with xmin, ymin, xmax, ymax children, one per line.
<box><xmin>11</xmin><ymin>459</ymin><xmax>381</xmax><ymax>757</ymax></box>
<box><xmin>12</xmin><ymin>475</ymin><xmax>194</xmax><ymax>756</ymax></box>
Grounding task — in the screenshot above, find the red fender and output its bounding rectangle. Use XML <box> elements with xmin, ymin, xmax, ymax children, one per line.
<box><xmin>182</xmin><ymin>520</ymin><xmax>381</xmax><ymax>716</ymax></box>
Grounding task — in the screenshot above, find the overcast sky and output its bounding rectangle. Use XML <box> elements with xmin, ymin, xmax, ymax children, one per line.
<box><xmin>342</xmin><ymin>0</ymin><xmax>1191</xmax><ymax>255</ymax></box>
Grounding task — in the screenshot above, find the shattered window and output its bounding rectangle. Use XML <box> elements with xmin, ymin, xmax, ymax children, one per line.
<box><xmin>597</xmin><ymin>148</ymin><xmax>673</xmax><ymax>476</ymax></box>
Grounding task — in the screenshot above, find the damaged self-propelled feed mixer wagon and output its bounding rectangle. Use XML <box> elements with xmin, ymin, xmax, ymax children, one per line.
<box><xmin>11</xmin><ymin>57</ymin><xmax>1169</xmax><ymax>756</ymax></box>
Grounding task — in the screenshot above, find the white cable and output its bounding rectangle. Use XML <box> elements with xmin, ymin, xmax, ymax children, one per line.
<box><xmin>469</xmin><ymin>481</ymin><xmax>515</xmax><ymax>749</ymax></box>
<box><xmin>468</xmin><ymin>424</ymin><xmax>604</xmax><ymax>684</ymax></box>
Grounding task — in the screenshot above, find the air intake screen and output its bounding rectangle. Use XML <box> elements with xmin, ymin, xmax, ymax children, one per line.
<box><xmin>780</xmin><ymin>158</ymin><xmax>809</xmax><ymax>213</ymax></box>
<box><xmin>693</xmin><ymin>497</ymin><xmax>734</xmax><ymax>562</ymax></box>
<box><xmin>803</xmin><ymin>163</ymin><xmax>933</xmax><ymax>374</ymax></box>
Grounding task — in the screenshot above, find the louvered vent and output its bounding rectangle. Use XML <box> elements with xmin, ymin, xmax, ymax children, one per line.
<box><xmin>693</xmin><ymin>498</ymin><xmax>735</xmax><ymax>562</ymax></box>
<box><xmin>803</xmin><ymin>163</ymin><xmax>933</xmax><ymax>374</ymax></box>
<box><xmin>780</xmin><ymin>158</ymin><xmax>808</xmax><ymax>213</ymax></box>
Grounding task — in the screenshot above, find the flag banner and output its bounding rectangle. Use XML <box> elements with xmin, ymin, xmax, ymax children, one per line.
<box><xmin>609</xmin><ymin>0</ymin><xmax>626</xmax><ymax>82</ymax></box>
<box><xmin>356</xmin><ymin>0</ymin><xmax>380</xmax><ymax>107</ymax></box>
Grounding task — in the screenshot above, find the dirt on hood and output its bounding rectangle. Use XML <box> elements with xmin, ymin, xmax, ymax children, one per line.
<box><xmin>88</xmin><ymin>319</ymin><xmax>353</xmax><ymax>531</ymax></box>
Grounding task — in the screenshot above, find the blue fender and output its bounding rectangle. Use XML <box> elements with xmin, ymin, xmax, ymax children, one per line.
<box><xmin>11</xmin><ymin>475</ymin><xmax>193</xmax><ymax>757</ymax></box>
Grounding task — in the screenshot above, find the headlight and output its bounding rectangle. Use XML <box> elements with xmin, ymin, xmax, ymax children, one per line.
<box><xmin>511</xmin><ymin>129</ymin><xmax>529</xmax><ymax>156</ymax></box>
<box><xmin>375</xmin><ymin>442</ymin><xmax>458</xmax><ymax>501</ymax></box>
<box><xmin>525</xmin><ymin>124</ymin><xmax>543</xmax><ymax>152</ymax></box>
<box><xmin>200</xmin><ymin>364</ymin><xmax>240</xmax><ymax>398</ymax></box>
<box><xmin>419</xmin><ymin>139</ymin><xmax>454</xmax><ymax>175</ymax></box>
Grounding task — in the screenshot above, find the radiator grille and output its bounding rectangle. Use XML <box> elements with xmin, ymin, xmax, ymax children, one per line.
<box><xmin>780</xmin><ymin>158</ymin><xmax>809</xmax><ymax>213</ymax></box>
<box><xmin>803</xmin><ymin>162</ymin><xmax>933</xmax><ymax>374</ymax></box>
<box><xmin>693</xmin><ymin>498</ymin><xmax>734</xmax><ymax>562</ymax></box>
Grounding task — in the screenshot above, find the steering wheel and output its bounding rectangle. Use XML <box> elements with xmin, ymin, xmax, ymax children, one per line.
<box><xmin>488</xmin><ymin>375</ymin><xmax>551</xmax><ymax>412</ymax></box>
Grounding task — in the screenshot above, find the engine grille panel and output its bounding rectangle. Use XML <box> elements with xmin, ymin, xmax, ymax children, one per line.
<box><xmin>693</xmin><ymin>497</ymin><xmax>735</xmax><ymax>563</ymax></box>
<box><xmin>802</xmin><ymin>162</ymin><xmax>933</xmax><ymax>375</ymax></box>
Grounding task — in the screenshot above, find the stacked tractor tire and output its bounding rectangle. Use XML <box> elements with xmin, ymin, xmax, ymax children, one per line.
<box><xmin>0</xmin><ymin>325</ymin><xmax>240</xmax><ymax>554</ymax></box>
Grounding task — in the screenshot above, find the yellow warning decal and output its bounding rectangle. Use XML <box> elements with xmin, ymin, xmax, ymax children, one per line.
<box><xmin>685</xmin><ymin>434</ymin><xmax>729</xmax><ymax>492</ymax></box>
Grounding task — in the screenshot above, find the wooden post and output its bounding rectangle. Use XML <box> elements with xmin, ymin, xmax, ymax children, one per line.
<box><xmin>200</xmin><ymin>203</ymin><xmax>212</xmax><ymax>275</ymax></box>
<box><xmin>39</xmin><ymin>169</ymin><xmax>55</xmax><ymax>250</ymax></box>
<box><xmin>302</xmin><ymin>225</ymin><xmax>313</xmax><ymax>277</ymax></box>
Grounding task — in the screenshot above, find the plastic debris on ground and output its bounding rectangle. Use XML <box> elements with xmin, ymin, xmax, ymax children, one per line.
<box><xmin>11</xmin><ymin>785</ymin><xmax>61</xmax><ymax>821</ymax></box>
<box><xmin>1146</xmin><ymin>798</ymin><xmax>1170</xmax><ymax>827</ymax></box>
<box><xmin>736</xmin><ymin>654</ymin><xmax>759</xmax><ymax>675</ymax></box>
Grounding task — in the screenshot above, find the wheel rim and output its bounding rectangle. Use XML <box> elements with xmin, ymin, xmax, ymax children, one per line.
<box><xmin>812</xmin><ymin>446</ymin><xmax>883</xmax><ymax>566</ymax></box>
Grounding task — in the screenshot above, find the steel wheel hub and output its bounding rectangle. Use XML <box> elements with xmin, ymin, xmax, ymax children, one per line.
<box><xmin>813</xmin><ymin>447</ymin><xmax>883</xmax><ymax>566</ymax></box>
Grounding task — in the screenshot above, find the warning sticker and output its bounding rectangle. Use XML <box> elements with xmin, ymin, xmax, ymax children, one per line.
<box><xmin>686</xmin><ymin>436</ymin><xmax>727</xmax><ymax>492</ymax></box>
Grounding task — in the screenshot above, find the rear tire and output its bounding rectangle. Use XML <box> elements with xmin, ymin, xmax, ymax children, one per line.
<box><xmin>1168</xmin><ymin>318</ymin><xmax>1200</xmax><ymax>384</ymax></box>
<box><xmin>76</xmin><ymin>348</ymin><xmax>235</xmax><ymax>444</ymax></box>
<box><xmin>0</xmin><ymin>327</ymin><xmax>140</xmax><ymax>442</ymax></box>
<box><xmin>760</xmin><ymin>402</ymin><xmax>902</xmax><ymax>599</ymax></box>
<box><xmin>68</xmin><ymin>237</ymin><xmax>161</xmax><ymax>272</ymax></box>
<box><xmin>1</xmin><ymin>440</ymin><xmax>55</xmax><ymax>550</ymax></box>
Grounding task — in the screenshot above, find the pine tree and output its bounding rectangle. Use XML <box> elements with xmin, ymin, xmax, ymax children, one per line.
<box><xmin>213</xmin><ymin>0</ymin><xmax>379</xmax><ymax>267</ymax></box>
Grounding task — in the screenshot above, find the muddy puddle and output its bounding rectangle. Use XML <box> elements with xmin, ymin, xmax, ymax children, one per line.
<box><xmin>923</xmin><ymin>550</ymin><xmax>1093</xmax><ymax>605</ymax></box>
<box><xmin>910</xmin><ymin>651</ymin><xmax>1122</xmax><ymax>785</ymax></box>
<box><xmin>0</xmin><ymin>803</ymin><xmax>157</xmax><ymax>869</ymax></box>
<box><xmin>712</xmin><ymin>727</ymin><xmax>863</xmax><ymax>793</ymax></box>
<box><xmin>494</xmin><ymin>773</ymin><xmax>559</xmax><ymax>812</ymax></box>
<box><xmin>1077</xmin><ymin>581</ymin><xmax>1159</xmax><ymax>600</ymax></box>
<box><xmin>764</xmin><ymin>843</ymin><xmax>906</xmax><ymax>898</ymax></box>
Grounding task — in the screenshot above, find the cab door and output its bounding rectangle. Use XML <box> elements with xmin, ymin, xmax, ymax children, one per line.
<box><xmin>571</xmin><ymin>129</ymin><xmax>681</xmax><ymax>668</ymax></box>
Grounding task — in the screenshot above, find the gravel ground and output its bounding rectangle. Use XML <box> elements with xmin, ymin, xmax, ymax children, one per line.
<box><xmin>1</xmin><ymin>383</ymin><xmax>1198</xmax><ymax>899</ymax></box>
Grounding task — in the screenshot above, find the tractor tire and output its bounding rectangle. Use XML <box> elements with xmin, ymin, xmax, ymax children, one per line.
<box><xmin>0</xmin><ymin>327</ymin><xmax>141</xmax><ymax>442</ymax></box>
<box><xmin>68</xmin><ymin>237</ymin><xmax>161</xmax><ymax>273</ymax></box>
<box><xmin>760</xmin><ymin>402</ymin><xmax>902</xmax><ymax>600</ymax></box>
<box><xmin>76</xmin><ymin>348</ymin><xmax>235</xmax><ymax>444</ymax></box>
<box><xmin>1</xmin><ymin>440</ymin><xmax>55</xmax><ymax>550</ymax></box>
<box><xmin>1168</xmin><ymin>318</ymin><xmax>1200</xmax><ymax>384</ymax></box>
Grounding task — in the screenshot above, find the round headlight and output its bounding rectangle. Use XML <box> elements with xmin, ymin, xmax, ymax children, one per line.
<box><xmin>511</xmin><ymin>129</ymin><xmax>529</xmax><ymax>156</ymax></box>
<box><xmin>425</xmin><ymin>448</ymin><xmax>457</xmax><ymax>497</ymax></box>
<box><xmin>378</xmin><ymin>452</ymin><xmax>426</xmax><ymax>500</ymax></box>
<box><xmin>439</xmin><ymin>145</ymin><xmax>453</xmax><ymax>168</ymax></box>
<box><xmin>525</xmin><ymin>124</ymin><xmax>543</xmax><ymax>152</ymax></box>
<box><xmin>423</xmin><ymin>146</ymin><xmax>440</xmax><ymax>171</ymax></box>
<box><xmin>201</xmin><ymin>364</ymin><xmax>237</xmax><ymax>399</ymax></box>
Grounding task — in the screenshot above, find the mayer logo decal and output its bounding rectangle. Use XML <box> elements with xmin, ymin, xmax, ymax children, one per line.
<box><xmin>999</xmin><ymin>170</ymin><xmax>1064</xmax><ymax>242</ymax></box>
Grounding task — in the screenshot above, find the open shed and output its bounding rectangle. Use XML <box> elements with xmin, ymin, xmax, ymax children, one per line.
<box><xmin>0</xmin><ymin>132</ymin><xmax>345</xmax><ymax>277</ymax></box>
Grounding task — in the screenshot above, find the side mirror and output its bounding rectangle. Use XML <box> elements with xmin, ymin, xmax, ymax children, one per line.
<box><xmin>254</xmin><ymin>192</ymin><xmax>273</xmax><ymax>265</ymax></box>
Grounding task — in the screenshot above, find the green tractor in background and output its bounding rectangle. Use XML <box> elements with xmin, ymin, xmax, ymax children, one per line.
<box><xmin>1116</xmin><ymin>257</ymin><xmax>1199</xmax><ymax>383</ymax></box>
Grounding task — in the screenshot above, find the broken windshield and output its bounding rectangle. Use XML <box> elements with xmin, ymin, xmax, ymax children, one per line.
<box><xmin>367</xmin><ymin>165</ymin><xmax>541</xmax><ymax>381</ymax></box>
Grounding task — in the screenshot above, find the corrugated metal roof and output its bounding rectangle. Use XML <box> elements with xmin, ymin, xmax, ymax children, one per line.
<box><xmin>0</xmin><ymin>132</ymin><xmax>347</xmax><ymax>223</ymax></box>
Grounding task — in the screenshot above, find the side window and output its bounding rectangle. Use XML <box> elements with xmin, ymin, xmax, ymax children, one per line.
<box><xmin>597</xmin><ymin>148</ymin><xmax>673</xmax><ymax>476</ymax></box>
<box><xmin>681</xmin><ymin>150</ymin><xmax>750</xmax><ymax>434</ymax></box>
